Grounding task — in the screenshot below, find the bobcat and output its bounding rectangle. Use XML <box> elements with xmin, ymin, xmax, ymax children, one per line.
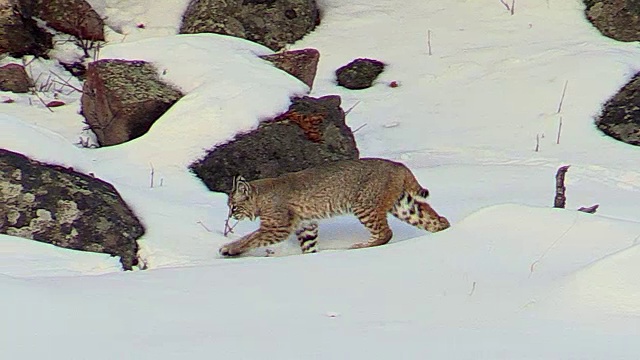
<box><xmin>220</xmin><ymin>158</ymin><xmax>450</xmax><ymax>256</ymax></box>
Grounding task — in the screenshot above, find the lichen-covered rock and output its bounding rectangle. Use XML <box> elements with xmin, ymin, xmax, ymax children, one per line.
<box><xmin>595</xmin><ymin>71</ymin><xmax>640</xmax><ymax>146</ymax></box>
<box><xmin>179</xmin><ymin>0</ymin><xmax>320</xmax><ymax>51</ymax></box>
<box><xmin>0</xmin><ymin>149</ymin><xmax>145</xmax><ymax>270</ymax></box>
<box><xmin>81</xmin><ymin>59</ymin><xmax>183</xmax><ymax>146</ymax></box>
<box><xmin>190</xmin><ymin>95</ymin><xmax>360</xmax><ymax>193</ymax></box>
<box><xmin>260</xmin><ymin>48</ymin><xmax>320</xmax><ymax>89</ymax></box>
<box><xmin>0</xmin><ymin>0</ymin><xmax>52</xmax><ymax>57</ymax></box>
<box><xmin>28</xmin><ymin>0</ymin><xmax>105</xmax><ymax>41</ymax></box>
<box><xmin>584</xmin><ymin>0</ymin><xmax>640</xmax><ymax>41</ymax></box>
<box><xmin>336</xmin><ymin>58</ymin><xmax>385</xmax><ymax>90</ymax></box>
<box><xmin>0</xmin><ymin>63</ymin><xmax>32</xmax><ymax>93</ymax></box>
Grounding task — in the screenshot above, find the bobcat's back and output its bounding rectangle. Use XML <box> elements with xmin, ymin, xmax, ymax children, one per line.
<box><xmin>251</xmin><ymin>158</ymin><xmax>425</xmax><ymax>220</ymax></box>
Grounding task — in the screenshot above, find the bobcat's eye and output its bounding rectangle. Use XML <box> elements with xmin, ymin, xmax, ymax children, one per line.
<box><xmin>231</xmin><ymin>205</ymin><xmax>237</xmax><ymax>213</ymax></box>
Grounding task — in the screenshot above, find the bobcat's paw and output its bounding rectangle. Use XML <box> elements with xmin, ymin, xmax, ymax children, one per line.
<box><xmin>350</xmin><ymin>242</ymin><xmax>372</xmax><ymax>249</ymax></box>
<box><xmin>219</xmin><ymin>242</ymin><xmax>245</xmax><ymax>257</ymax></box>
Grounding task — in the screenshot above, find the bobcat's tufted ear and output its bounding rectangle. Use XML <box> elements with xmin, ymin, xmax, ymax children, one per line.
<box><xmin>232</xmin><ymin>175</ymin><xmax>251</xmax><ymax>196</ymax></box>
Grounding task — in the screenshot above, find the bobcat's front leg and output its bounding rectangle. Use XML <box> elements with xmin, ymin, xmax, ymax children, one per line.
<box><xmin>219</xmin><ymin>210</ymin><xmax>294</xmax><ymax>257</ymax></box>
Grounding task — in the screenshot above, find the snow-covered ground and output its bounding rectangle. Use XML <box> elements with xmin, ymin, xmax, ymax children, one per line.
<box><xmin>3</xmin><ymin>0</ymin><xmax>640</xmax><ymax>358</ymax></box>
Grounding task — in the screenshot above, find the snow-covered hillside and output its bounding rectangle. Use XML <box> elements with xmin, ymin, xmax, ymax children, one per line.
<box><xmin>3</xmin><ymin>0</ymin><xmax>640</xmax><ymax>358</ymax></box>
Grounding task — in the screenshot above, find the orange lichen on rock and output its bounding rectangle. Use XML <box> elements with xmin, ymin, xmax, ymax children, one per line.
<box><xmin>272</xmin><ymin>110</ymin><xmax>325</xmax><ymax>143</ymax></box>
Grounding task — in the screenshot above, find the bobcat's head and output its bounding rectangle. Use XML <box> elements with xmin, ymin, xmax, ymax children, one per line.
<box><xmin>228</xmin><ymin>176</ymin><xmax>257</xmax><ymax>221</ymax></box>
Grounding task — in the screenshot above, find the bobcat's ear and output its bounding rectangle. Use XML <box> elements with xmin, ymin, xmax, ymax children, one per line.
<box><xmin>232</xmin><ymin>175</ymin><xmax>251</xmax><ymax>196</ymax></box>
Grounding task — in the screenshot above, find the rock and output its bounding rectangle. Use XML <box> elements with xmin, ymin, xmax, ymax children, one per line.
<box><xmin>0</xmin><ymin>0</ymin><xmax>53</xmax><ymax>57</ymax></box>
<box><xmin>584</xmin><ymin>0</ymin><xmax>640</xmax><ymax>41</ymax></box>
<box><xmin>260</xmin><ymin>48</ymin><xmax>320</xmax><ymax>89</ymax></box>
<box><xmin>336</xmin><ymin>58</ymin><xmax>385</xmax><ymax>90</ymax></box>
<box><xmin>190</xmin><ymin>95</ymin><xmax>360</xmax><ymax>193</ymax></box>
<box><xmin>179</xmin><ymin>0</ymin><xmax>320</xmax><ymax>51</ymax></box>
<box><xmin>0</xmin><ymin>63</ymin><xmax>32</xmax><ymax>93</ymax></box>
<box><xmin>0</xmin><ymin>149</ymin><xmax>145</xmax><ymax>270</ymax></box>
<box><xmin>595</xmin><ymin>71</ymin><xmax>640</xmax><ymax>146</ymax></box>
<box><xmin>81</xmin><ymin>59</ymin><xmax>183</xmax><ymax>146</ymax></box>
<box><xmin>28</xmin><ymin>0</ymin><xmax>105</xmax><ymax>41</ymax></box>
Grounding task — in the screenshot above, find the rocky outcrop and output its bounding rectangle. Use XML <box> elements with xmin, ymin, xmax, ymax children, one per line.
<box><xmin>336</xmin><ymin>58</ymin><xmax>385</xmax><ymax>90</ymax></box>
<box><xmin>260</xmin><ymin>48</ymin><xmax>320</xmax><ymax>89</ymax></box>
<box><xmin>81</xmin><ymin>59</ymin><xmax>183</xmax><ymax>146</ymax></box>
<box><xmin>190</xmin><ymin>95</ymin><xmax>360</xmax><ymax>193</ymax></box>
<box><xmin>0</xmin><ymin>0</ymin><xmax>52</xmax><ymax>57</ymax></box>
<box><xmin>180</xmin><ymin>0</ymin><xmax>320</xmax><ymax>51</ymax></box>
<box><xmin>584</xmin><ymin>0</ymin><xmax>640</xmax><ymax>41</ymax></box>
<box><xmin>28</xmin><ymin>0</ymin><xmax>105</xmax><ymax>41</ymax></box>
<box><xmin>595</xmin><ymin>72</ymin><xmax>640</xmax><ymax>146</ymax></box>
<box><xmin>0</xmin><ymin>63</ymin><xmax>32</xmax><ymax>93</ymax></box>
<box><xmin>0</xmin><ymin>149</ymin><xmax>144</xmax><ymax>270</ymax></box>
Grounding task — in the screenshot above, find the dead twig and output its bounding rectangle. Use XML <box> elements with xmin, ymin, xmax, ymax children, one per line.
<box><xmin>556</xmin><ymin>116</ymin><xmax>562</xmax><ymax>145</ymax></box>
<box><xmin>427</xmin><ymin>30</ymin><xmax>432</xmax><ymax>55</ymax></box>
<box><xmin>32</xmin><ymin>91</ymin><xmax>54</xmax><ymax>112</ymax></box>
<box><xmin>197</xmin><ymin>221</ymin><xmax>212</xmax><ymax>232</ymax></box>
<box><xmin>49</xmin><ymin>71</ymin><xmax>83</xmax><ymax>92</ymax></box>
<box><xmin>344</xmin><ymin>101</ymin><xmax>361</xmax><ymax>116</ymax></box>
<box><xmin>352</xmin><ymin>123</ymin><xmax>368</xmax><ymax>134</ymax></box>
<box><xmin>223</xmin><ymin>209</ymin><xmax>238</xmax><ymax>236</ymax></box>
<box><xmin>557</xmin><ymin>80</ymin><xmax>568</xmax><ymax>113</ymax></box>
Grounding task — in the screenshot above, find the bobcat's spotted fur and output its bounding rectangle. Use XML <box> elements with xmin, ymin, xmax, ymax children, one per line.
<box><xmin>220</xmin><ymin>158</ymin><xmax>450</xmax><ymax>256</ymax></box>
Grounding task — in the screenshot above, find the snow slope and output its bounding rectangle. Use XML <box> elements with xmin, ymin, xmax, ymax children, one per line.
<box><xmin>3</xmin><ymin>0</ymin><xmax>640</xmax><ymax>358</ymax></box>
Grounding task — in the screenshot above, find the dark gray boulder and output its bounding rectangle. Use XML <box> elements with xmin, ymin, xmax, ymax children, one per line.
<box><xmin>595</xmin><ymin>72</ymin><xmax>640</xmax><ymax>146</ymax></box>
<box><xmin>336</xmin><ymin>58</ymin><xmax>385</xmax><ymax>90</ymax></box>
<box><xmin>190</xmin><ymin>95</ymin><xmax>360</xmax><ymax>193</ymax></box>
<box><xmin>584</xmin><ymin>0</ymin><xmax>640</xmax><ymax>41</ymax></box>
<box><xmin>0</xmin><ymin>63</ymin><xmax>32</xmax><ymax>93</ymax></box>
<box><xmin>179</xmin><ymin>0</ymin><xmax>320</xmax><ymax>51</ymax></box>
<box><xmin>81</xmin><ymin>59</ymin><xmax>183</xmax><ymax>146</ymax></box>
<box><xmin>0</xmin><ymin>0</ymin><xmax>52</xmax><ymax>57</ymax></box>
<box><xmin>0</xmin><ymin>149</ymin><xmax>145</xmax><ymax>270</ymax></box>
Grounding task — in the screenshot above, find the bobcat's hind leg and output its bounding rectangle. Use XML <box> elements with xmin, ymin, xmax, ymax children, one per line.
<box><xmin>296</xmin><ymin>221</ymin><xmax>319</xmax><ymax>254</ymax></box>
<box><xmin>351</xmin><ymin>207</ymin><xmax>393</xmax><ymax>249</ymax></box>
<box><xmin>391</xmin><ymin>192</ymin><xmax>450</xmax><ymax>232</ymax></box>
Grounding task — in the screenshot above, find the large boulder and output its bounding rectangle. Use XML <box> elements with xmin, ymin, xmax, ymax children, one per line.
<box><xmin>584</xmin><ymin>0</ymin><xmax>640</xmax><ymax>41</ymax></box>
<box><xmin>260</xmin><ymin>48</ymin><xmax>320</xmax><ymax>89</ymax></box>
<box><xmin>0</xmin><ymin>63</ymin><xmax>32</xmax><ymax>93</ymax></box>
<box><xmin>0</xmin><ymin>0</ymin><xmax>52</xmax><ymax>57</ymax></box>
<box><xmin>27</xmin><ymin>0</ymin><xmax>105</xmax><ymax>41</ymax></box>
<box><xmin>595</xmin><ymin>71</ymin><xmax>640</xmax><ymax>146</ymax></box>
<box><xmin>0</xmin><ymin>149</ymin><xmax>144</xmax><ymax>270</ymax></box>
<box><xmin>81</xmin><ymin>59</ymin><xmax>183</xmax><ymax>146</ymax></box>
<box><xmin>190</xmin><ymin>95</ymin><xmax>360</xmax><ymax>193</ymax></box>
<box><xmin>336</xmin><ymin>58</ymin><xmax>385</xmax><ymax>90</ymax></box>
<box><xmin>179</xmin><ymin>0</ymin><xmax>320</xmax><ymax>51</ymax></box>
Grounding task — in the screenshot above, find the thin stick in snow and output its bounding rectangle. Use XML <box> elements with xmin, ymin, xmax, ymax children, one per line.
<box><xmin>535</xmin><ymin>134</ymin><xmax>540</xmax><ymax>152</ymax></box>
<box><xmin>197</xmin><ymin>221</ymin><xmax>211</xmax><ymax>232</ymax></box>
<box><xmin>149</xmin><ymin>163</ymin><xmax>155</xmax><ymax>188</ymax></box>
<box><xmin>556</xmin><ymin>116</ymin><xmax>562</xmax><ymax>144</ymax></box>
<box><xmin>557</xmin><ymin>80</ymin><xmax>568</xmax><ymax>113</ymax></box>
<box><xmin>500</xmin><ymin>0</ymin><xmax>515</xmax><ymax>14</ymax></box>
<box><xmin>468</xmin><ymin>281</ymin><xmax>476</xmax><ymax>296</ymax></box>
<box><xmin>352</xmin><ymin>123</ymin><xmax>368</xmax><ymax>134</ymax></box>
<box><xmin>427</xmin><ymin>30</ymin><xmax>432</xmax><ymax>55</ymax></box>
<box><xmin>344</xmin><ymin>100</ymin><xmax>361</xmax><ymax>116</ymax></box>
